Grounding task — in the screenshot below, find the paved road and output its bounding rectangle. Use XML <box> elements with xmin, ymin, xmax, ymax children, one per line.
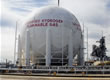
<box><xmin>0</xmin><ymin>75</ymin><xmax>110</xmax><ymax>80</ymax></box>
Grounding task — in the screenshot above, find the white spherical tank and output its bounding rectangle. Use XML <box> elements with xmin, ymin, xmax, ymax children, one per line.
<box><xmin>19</xmin><ymin>6</ymin><xmax>83</xmax><ymax>66</ymax></box>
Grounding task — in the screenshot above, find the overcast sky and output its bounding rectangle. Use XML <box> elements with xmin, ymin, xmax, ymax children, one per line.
<box><xmin>0</xmin><ymin>0</ymin><xmax>110</xmax><ymax>62</ymax></box>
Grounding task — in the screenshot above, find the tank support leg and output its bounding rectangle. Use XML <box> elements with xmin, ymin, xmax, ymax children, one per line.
<box><xmin>68</xmin><ymin>30</ymin><xmax>73</xmax><ymax>66</ymax></box>
<box><xmin>46</xmin><ymin>28</ymin><xmax>51</xmax><ymax>66</ymax></box>
<box><xmin>78</xmin><ymin>35</ymin><xmax>84</xmax><ymax>65</ymax></box>
<box><xmin>17</xmin><ymin>34</ymin><xmax>22</xmax><ymax>66</ymax></box>
<box><xmin>25</xmin><ymin>30</ymin><xmax>30</xmax><ymax>66</ymax></box>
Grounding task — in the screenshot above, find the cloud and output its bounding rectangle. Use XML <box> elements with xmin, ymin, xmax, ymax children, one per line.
<box><xmin>1</xmin><ymin>27</ymin><xmax>15</xmax><ymax>62</ymax></box>
<box><xmin>1</xmin><ymin>2</ymin><xmax>24</xmax><ymax>27</ymax></box>
<box><xmin>1</xmin><ymin>0</ymin><xmax>57</xmax><ymax>27</ymax></box>
<box><xmin>60</xmin><ymin>0</ymin><xmax>110</xmax><ymax>26</ymax></box>
<box><xmin>2</xmin><ymin>0</ymin><xmax>54</xmax><ymax>11</ymax></box>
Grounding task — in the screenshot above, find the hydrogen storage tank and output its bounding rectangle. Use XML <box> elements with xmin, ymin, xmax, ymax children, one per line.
<box><xmin>18</xmin><ymin>6</ymin><xmax>84</xmax><ymax>66</ymax></box>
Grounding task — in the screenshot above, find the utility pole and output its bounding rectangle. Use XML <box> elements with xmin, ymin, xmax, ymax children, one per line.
<box><xmin>58</xmin><ymin>0</ymin><xmax>60</xmax><ymax>7</ymax></box>
<box><xmin>14</xmin><ymin>21</ymin><xmax>17</xmax><ymax>64</ymax></box>
<box><xmin>87</xmin><ymin>28</ymin><xmax>89</xmax><ymax>61</ymax></box>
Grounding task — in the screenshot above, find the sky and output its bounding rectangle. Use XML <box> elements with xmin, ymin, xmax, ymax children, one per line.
<box><xmin>0</xmin><ymin>0</ymin><xmax>110</xmax><ymax>62</ymax></box>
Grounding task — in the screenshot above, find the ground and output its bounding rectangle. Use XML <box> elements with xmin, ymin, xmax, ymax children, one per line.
<box><xmin>0</xmin><ymin>75</ymin><xmax>110</xmax><ymax>80</ymax></box>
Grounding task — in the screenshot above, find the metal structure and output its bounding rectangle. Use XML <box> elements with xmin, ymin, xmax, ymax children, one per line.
<box><xmin>16</xmin><ymin>6</ymin><xmax>84</xmax><ymax>66</ymax></box>
<box><xmin>91</xmin><ymin>36</ymin><xmax>109</xmax><ymax>61</ymax></box>
<box><xmin>0</xmin><ymin>66</ymin><xmax>110</xmax><ymax>76</ymax></box>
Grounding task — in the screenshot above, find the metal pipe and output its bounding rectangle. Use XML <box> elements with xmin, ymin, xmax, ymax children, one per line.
<box><xmin>46</xmin><ymin>28</ymin><xmax>51</xmax><ymax>66</ymax></box>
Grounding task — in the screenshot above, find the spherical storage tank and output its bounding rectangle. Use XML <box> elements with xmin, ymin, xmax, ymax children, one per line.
<box><xmin>19</xmin><ymin>6</ymin><xmax>83</xmax><ymax>66</ymax></box>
